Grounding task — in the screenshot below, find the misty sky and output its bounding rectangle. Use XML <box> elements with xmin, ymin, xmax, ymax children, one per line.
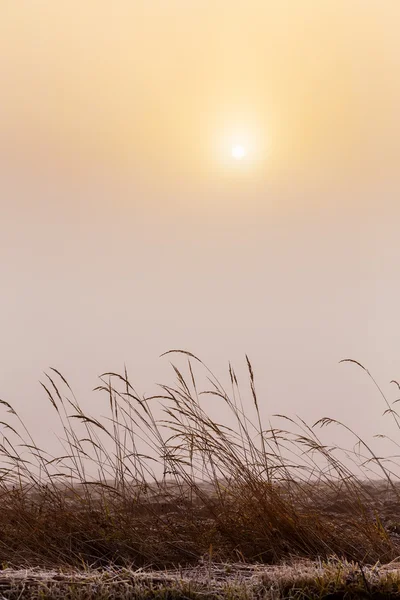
<box><xmin>1</xmin><ymin>1</ymin><xmax>400</xmax><ymax>452</ymax></box>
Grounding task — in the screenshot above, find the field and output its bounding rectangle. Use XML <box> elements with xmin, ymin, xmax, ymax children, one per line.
<box><xmin>2</xmin><ymin>351</ymin><xmax>400</xmax><ymax>598</ymax></box>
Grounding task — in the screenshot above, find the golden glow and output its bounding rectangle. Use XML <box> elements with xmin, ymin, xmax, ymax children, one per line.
<box><xmin>209</xmin><ymin>117</ymin><xmax>271</xmax><ymax>179</ymax></box>
<box><xmin>0</xmin><ymin>1</ymin><xmax>399</xmax><ymax>193</ymax></box>
<box><xmin>231</xmin><ymin>145</ymin><xmax>246</xmax><ymax>160</ymax></box>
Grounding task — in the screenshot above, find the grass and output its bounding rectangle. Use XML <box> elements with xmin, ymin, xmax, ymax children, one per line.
<box><xmin>2</xmin><ymin>350</ymin><xmax>400</xmax><ymax>595</ymax></box>
<box><xmin>3</xmin><ymin>559</ymin><xmax>400</xmax><ymax>599</ymax></box>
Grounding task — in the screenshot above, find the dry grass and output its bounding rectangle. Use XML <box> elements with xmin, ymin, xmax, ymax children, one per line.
<box><xmin>3</xmin><ymin>559</ymin><xmax>400</xmax><ymax>599</ymax></box>
<box><xmin>1</xmin><ymin>351</ymin><xmax>400</xmax><ymax>572</ymax></box>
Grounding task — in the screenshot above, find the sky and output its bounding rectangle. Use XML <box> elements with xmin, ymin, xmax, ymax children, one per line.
<box><xmin>1</xmin><ymin>1</ymin><xmax>400</xmax><ymax>458</ymax></box>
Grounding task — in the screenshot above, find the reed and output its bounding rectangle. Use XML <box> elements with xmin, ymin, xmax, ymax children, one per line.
<box><xmin>0</xmin><ymin>351</ymin><xmax>399</xmax><ymax>569</ymax></box>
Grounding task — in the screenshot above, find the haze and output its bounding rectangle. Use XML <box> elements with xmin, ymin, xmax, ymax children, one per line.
<box><xmin>1</xmin><ymin>1</ymin><xmax>400</xmax><ymax>453</ymax></box>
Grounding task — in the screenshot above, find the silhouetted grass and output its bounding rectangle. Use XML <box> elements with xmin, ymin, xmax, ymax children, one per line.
<box><xmin>0</xmin><ymin>351</ymin><xmax>400</xmax><ymax>571</ymax></box>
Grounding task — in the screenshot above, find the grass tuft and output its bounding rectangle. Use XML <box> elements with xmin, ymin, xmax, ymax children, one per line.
<box><xmin>0</xmin><ymin>352</ymin><xmax>400</xmax><ymax>571</ymax></box>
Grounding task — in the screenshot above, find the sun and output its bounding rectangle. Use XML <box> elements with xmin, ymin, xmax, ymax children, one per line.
<box><xmin>210</xmin><ymin>119</ymin><xmax>269</xmax><ymax>172</ymax></box>
<box><xmin>231</xmin><ymin>144</ymin><xmax>246</xmax><ymax>160</ymax></box>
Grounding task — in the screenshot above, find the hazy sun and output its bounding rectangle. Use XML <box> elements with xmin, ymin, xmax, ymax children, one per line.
<box><xmin>231</xmin><ymin>144</ymin><xmax>246</xmax><ymax>160</ymax></box>
<box><xmin>210</xmin><ymin>118</ymin><xmax>269</xmax><ymax>172</ymax></box>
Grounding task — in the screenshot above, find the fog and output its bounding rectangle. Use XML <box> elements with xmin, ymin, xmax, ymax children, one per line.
<box><xmin>1</xmin><ymin>1</ymin><xmax>400</xmax><ymax>461</ymax></box>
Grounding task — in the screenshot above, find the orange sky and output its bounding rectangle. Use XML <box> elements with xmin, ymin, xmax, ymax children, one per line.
<box><xmin>1</xmin><ymin>1</ymin><xmax>400</xmax><ymax>458</ymax></box>
<box><xmin>2</xmin><ymin>2</ymin><xmax>400</xmax><ymax>191</ymax></box>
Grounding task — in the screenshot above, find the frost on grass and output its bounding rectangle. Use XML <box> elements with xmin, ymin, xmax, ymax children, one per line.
<box><xmin>2</xmin><ymin>560</ymin><xmax>400</xmax><ymax>599</ymax></box>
